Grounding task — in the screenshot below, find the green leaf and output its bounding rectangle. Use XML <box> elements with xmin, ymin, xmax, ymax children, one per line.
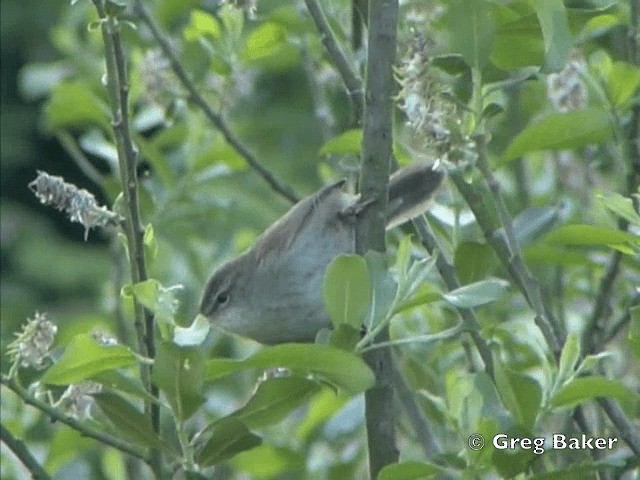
<box><xmin>229</xmin><ymin>444</ymin><xmax>304</xmax><ymax>478</ymax></box>
<box><xmin>152</xmin><ymin>342</ymin><xmax>205</xmax><ymax>421</ymax></box>
<box><xmin>319</xmin><ymin>129</ymin><xmax>363</xmax><ymax>156</ymax></box>
<box><xmin>231</xmin><ymin>377</ymin><xmax>321</xmax><ymax>429</ymax></box>
<box><xmin>378</xmin><ymin>461</ymin><xmax>443</xmax><ymax>480</ymax></box>
<box><xmin>42</xmin><ymin>334</ymin><xmax>136</xmax><ymax>385</ymax></box>
<box><xmin>196</xmin><ymin>418</ymin><xmax>261</xmax><ymax>467</ymax></box>
<box><xmin>597</xmin><ymin>192</ymin><xmax>640</xmax><ymax>227</ymax></box>
<box><xmin>524</xmin><ymin>244</ymin><xmax>589</xmax><ymax>267</ymax></box>
<box><xmin>121</xmin><ymin>279</ymin><xmax>182</xmax><ymax>323</ymax></box>
<box><xmin>607</xmin><ymin>61</ymin><xmax>640</xmax><ymax>107</ymax></box>
<box><xmin>529</xmin><ymin>459</ymin><xmax>627</xmax><ymax>480</ymax></box>
<box><xmin>45</xmin><ymin>81</ymin><xmax>110</xmax><ymax>131</ymax></box>
<box><xmin>219</xmin><ymin>3</ymin><xmax>244</xmax><ymax>41</ymax></box>
<box><xmin>550</xmin><ymin>376</ymin><xmax>640</xmax><ymax>409</ymax></box>
<box><xmin>328</xmin><ymin>324</ymin><xmax>362</xmax><ymax>351</ymax></box>
<box><xmin>296</xmin><ymin>389</ymin><xmax>349</xmax><ymax>440</ymax></box>
<box><xmin>448</xmin><ymin>0</ymin><xmax>495</xmax><ymax>69</ymax></box>
<box><xmin>143</xmin><ymin>224</ymin><xmax>158</xmax><ymax>260</ymax></box>
<box><xmin>543</xmin><ymin>224</ymin><xmax>640</xmax><ymax>253</ymax></box>
<box><xmin>501</xmin><ymin>108</ymin><xmax>614</xmax><ymax>163</ymax></box>
<box><xmin>492</xmin><ymin>433</ymin><xmax>537</xmax><ymax>477</ymax></box>
<box><xmin>45</xmin><ymin>427</ymin><xmax>93</xmax><ymax>473</ymax></box>
<box><xmin>93</xmin><ymin>392</ymin><xmax>163</xmax><ymax>449</ymax></box>
<box><xmin>205</xmin><ymin>344</ymin><xmax>375</xmax><ymax>394</ymax></box>
<box><xmin>495</xmin><ymin>363</ymin><xmax>542</xmax><ymax>429</ymax></box>
<box><xmin>90</xmin><ymin>370</ymin><xmax>157</xmax><ymax>403</ymax></box>
<box><xmin>183</xmin><ymin>9</ymin><xmax>222</xmax><ymax>42</ymax></box>
<box><xmin>323</xmin><ymin>254</ymin><xmax>371</xmax><ymax>329</ymax></box>
<box><xmin>392</xmin><ymin>284</ymin><xmax>441</xmax><ymax>315</ymax></box>
<box><xmin>491</xmin><ymin>11</ymin><xmax>545</xmax><ymax>70</ymax></box>
<box><xmin>575</xmin><ymin>352</ymin><xmax>613</xmax><ymax>377</ymax></box>
<box><xmin>530</xmin><ymin>0</ymin><xmax>572</xmax><ymax>72</ymax></box>
<box><xmin>512</xmin><ymin>206</ymin><xmax>560</xmax><ymax>246</ymax></box>
<box><xmin>243</xmin><ymin>22</ymin><xmax>286</xmax><ymax>61</ymax></box>
<box><xmin>454</xmin><ymin>241</ymin><xmax>495</xmax><ymax>284</ymax></box>
<box><xmin>557</xmin><ymin>333</ymin><xmax>581</xmax><ymax>385</ymax></box>
<box><xmin>442</xmin><ymin>278</ymin><xmax>510</xmax><ymax>309</ymax></box>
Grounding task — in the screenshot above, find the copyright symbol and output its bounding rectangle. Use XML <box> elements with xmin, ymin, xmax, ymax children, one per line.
<box><xmin>468</xmin><ymin>433</ymin><xmax>485</xmax><ymax>450</ymax></box>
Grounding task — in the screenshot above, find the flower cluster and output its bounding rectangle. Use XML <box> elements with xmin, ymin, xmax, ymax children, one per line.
<box><xmin>139</xmin><ymin>47</ymin><xmax>185</xmax><ymax>112</ymax></box>
<box><xmin>223</xmin><ymin>0</ymin><xmax>258</xmax><ymax>19</ymax></box>
<box><xmin>28</xmin><ymin>171</ymin><xmax>121</xmax><ymax>240</ymax></box>
<box><xmin>546</xmin><ymin>51</ymin><xmax>587</xmax><ymax>112</ymax></box>
<box><xmin>57</xmin><ymin>381</ymin><xmax>103</xmax><ymax>420</ymax></box>
<box><xmin>7</xmin><ymin>312</ymin><xmax>57</xmax><ymax>371</ymax></box>
<box><xmin>396</xmin><ymin>38</ymin><xmax>476</xmax><ymax>167</ymax></box>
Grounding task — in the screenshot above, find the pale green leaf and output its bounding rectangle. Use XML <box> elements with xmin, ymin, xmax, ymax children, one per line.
<box><xmin>205</xmin><ymin>344</ymin><xmax>374</xmax><ymax>394</ymax></box>
<box><xmin>502</xmin><ymin>108</ymin><xmax>614</xmax><ymax>163</ymax></box>
<box><xmin>42</xmin><ymin>334</ymin><xmax>136</xmax><ymax>385</ymax></box>
<box><xmin>323</xmin><ymin>254</ymin><xmax>371</xmax><ymax>329</ymax></box>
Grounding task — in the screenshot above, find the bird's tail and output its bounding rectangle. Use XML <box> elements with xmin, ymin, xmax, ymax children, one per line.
<box><xmin>385</xmin><ymin>162</ymin><xmax>445</xmax><ymax>229</ymax></box>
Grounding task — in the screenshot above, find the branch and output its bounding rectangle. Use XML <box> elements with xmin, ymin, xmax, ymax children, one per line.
<box><xmin>0</xmin><ymin>422</ymin><xmax>51</xmax><ymax>480</ymax></box>
<box><xmin>355</xmin><ymin>0</ymin><xmax>400</xmax><ymax>476</ymax></box>
<box><xmin>602</xmin><ymin>293</ymin><xmax>639</xmax><ymax>345</ymax></box>
<box><xmin>89</xmin><ymin>0</ymin><xmax>160</xmax><ymax>471</ymax></box>
<box><xmin>1</xmin><ymin>377</ymin><xmax>149</xmax><ymax>463</ymax></box>
<box><xmin>450</xmin><ymin>165</ymin><xmax>562</xmax><ymax>357</ymax></box>
<box><xmin>55</xmin><ymin>130</ymin><xmax>104</xmax><ymax>188</ymax></box>
<box><xmin>304</xmin><ymin>0</ymin><xmax>364</xmax><ymax>126</ymax></box>
<box><xmin>474</xmin><ymin>139</ymin><xmax>562</xmax><ymax>355</ymax></box>
<box><xmin>132</xmin><ymin>0</ymin><xmax>299</xmax><ymax>204</ymax></box>
<box><xmin>597</xmin><ymin>398</ymin><xmax>640</xmax><ymax>457</ymax></box>
<box><xmin>412</xmin><ymin>218</ymin><xmax>495</xmax><ymax>379</ymax></box>
<box><xmin>392</xmin><ymin>362</ymin><xmax>440</xmax><ymax>459</ymax></box>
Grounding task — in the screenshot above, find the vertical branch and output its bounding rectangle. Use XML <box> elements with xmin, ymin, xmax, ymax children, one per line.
<box><xmin>90</xmin><ymin>0</ymin><xmax>161</xmax><ymax>473</ymax></box>
<box><xmin>356</xmin><ymin>0</ymin><xmax>400</xmax><ymax>476</ymax></box>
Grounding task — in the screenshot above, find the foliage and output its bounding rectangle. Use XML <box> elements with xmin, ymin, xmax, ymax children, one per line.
<box><xmin>1</xmin><ymin>0</ymin><xmax>639</xmax><ymax>479</ymax></box>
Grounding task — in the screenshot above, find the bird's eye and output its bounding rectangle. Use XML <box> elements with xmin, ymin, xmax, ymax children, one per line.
<box><xmin>217</xmin><ymin>292</ymin><xmax>229</xmax><ymax>305</ymax></box>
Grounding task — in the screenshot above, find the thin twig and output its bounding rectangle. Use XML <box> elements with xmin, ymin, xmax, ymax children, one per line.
<box><xmin>583</xmin><ymin>251</ymin><xmax>623</xmax><ymax>353</ymax></box>
<box><xmin>597</xmin><ymin>397</ymin><xmax>640</xmax><ymax>457</ymax></box>
<box><xmin>89</xmin><ymin>0</ymin><xmax>161</xmax><ymax>473</ymax></box>
<box><xmin>1</xmin><ymin>377</ymin><xmax>149</xmax><ymax>463</ymax></box>
<box><xmin>132</xmin><ymin>0</ymin><xmax>299</xmax><ymax>204</ymax></box>
<box><xmin>55</xmin><ymin>130</ymin><xmax>104</xmax><ymax>188</ymax></box>
<box><xmin>475</xmin><ymin>138</ymin><xmax>561</xmax><ymax>354</ymax></box>
<box><xmin>450</xmin><ymin>168</ymin><xmax>562</xmax><ymax>356</ymax></box>
<box><xmin>391</xmin><ymin>361</ymin><xmax>441</xmax><ymax>459</ymax></box>
<box><xmin>602</xmin><ymin>293</ymin><xmax>639</xmax><ymax>344</ymax></box>
<box><xmin>0</xmin><ymin>422</ymin><xmax>51</xmax><ymax>480</ymax></box>
<box><xmin>412</xmin><ymin>217</ymin><xmax>495</xmax><ymax>379</ymax></box>
<box><xmin>304</xmin><ymin>0</ymin><xmax>364</xmax><ymax>126</ymax></box>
